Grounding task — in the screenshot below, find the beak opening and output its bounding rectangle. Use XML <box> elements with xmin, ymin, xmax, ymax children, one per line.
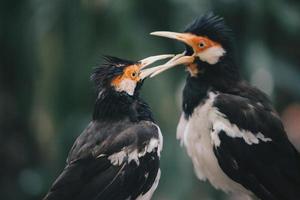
<box><xmin>139</xmin><ymin>31</ymin><xmax>196</xmax><ymax>79</ymax></box>
<box><xmin>139</xmin><ymin>54</ymin><xmax>174</xmax><ymax>69</ymax></box>
<box><xmin>140</xmin><ymin>52</ymin><xmax>195</xmax><ymax>79</ymax></box>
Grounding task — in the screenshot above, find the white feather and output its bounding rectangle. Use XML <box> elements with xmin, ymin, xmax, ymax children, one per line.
<box><xmin>108</xmin><ymin>124</ymin><xmax>163</xmax><ymax>166</ymax></box>
<box><xmin>114</xmin><ymin>78</ymin><xmax>136</xmax><ymax>96</ymax></box>
<box><xmin>211</xmin><ymin>114</ymin><xmax>272</xmax><ymax>147</ymax></box>
<box><xmin>178</xmin><ymin>92</ymin><xmax>259</xmax><ymax>197</ymax></box>
<box><xmin>153</xmin><ymin>124</ymin><xmax>163</xmax><ymax>157</ymax></box>
<box><xmin>198</xmin><ymin>46</ymin><xmax>226</xmax><ymax>65</ymax></box>
<box><xmin>176</xmin><ymin>113</ymin><xmax>188</xmax><ymax>146</ymax></box>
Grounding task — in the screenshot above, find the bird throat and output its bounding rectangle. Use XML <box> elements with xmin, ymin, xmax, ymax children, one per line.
<box><xmin>186</xmin><ymin>63</ymin><xmax>199</xmax><ymax>77</ymax></box>
<box><xmin>93</xmin><ymin>89</ymin><xmax>152</xmax><ymax>122</ymax></box>
<box><xmin>182</xmin><ymin>58</ymin><xmax>240</xmax><ymax>119</ymax></box>
<box><xmin>182</xmin><ymin>76</ymin><xmax>211</xmax><ymax>119</ymax></box>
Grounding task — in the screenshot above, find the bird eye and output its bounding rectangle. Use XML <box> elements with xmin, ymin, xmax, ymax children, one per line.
<box><xmin>199</xmin><ymin>42</ymin><xmax>206</xmax><ymax>48</ymax></box>
<box><xmin>131</xmin><ymin>72</ymin><xmax>137</xmax><ymax>77</ymax></box>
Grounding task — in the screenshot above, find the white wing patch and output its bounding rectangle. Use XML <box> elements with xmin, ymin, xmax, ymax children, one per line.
<box><xmin>179</xmin><ymin>92</ymin><xmax>266</xmax><ymax>195</ymax></box>
<box><xmin>210</xmin><ymin>109</ymin><xmax>272</xmax><ymax>147</ymax></box>
<box><xmin>108</xmin><ymin>138</ymin><xmax>160</xmax><ymax>166</ymax></box>
<box><xmin>108</xmin><ymin>125</ymin><xmax>163</xmax><ymax>166</ymax></box>
<box><xmin>107</xmin><ymin>150</ymin><xmax>128</xmax><ymax>166</ymax></box>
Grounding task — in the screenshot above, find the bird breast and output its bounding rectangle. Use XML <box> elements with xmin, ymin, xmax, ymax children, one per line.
<box><xmin>177</xmin><ymin>92</ymin><xmax>251</xmax><ymax>195</ymax></box>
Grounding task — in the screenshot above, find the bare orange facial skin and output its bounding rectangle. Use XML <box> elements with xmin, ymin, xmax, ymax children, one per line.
<box><xmin>180</xmin><ymin>33</ymin><xmax>221</xmax><ymax>54</ymax></box>
<box><xmin>186</xmin><ymin>63</ymin><xmax>199</xmax><ymax>77</ymax></box>
<box><xmin>111</xmin><ymin>64</ymin><xmax>141</xmax><ymax>87</ymax></box>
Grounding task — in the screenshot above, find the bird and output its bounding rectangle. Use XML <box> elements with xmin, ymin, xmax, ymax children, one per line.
<box><xmin>143</xmin><ymin>13</ymin><xmax>300</xmax><ymax>200</ymax></box>
<box><xmin>43</xmin><ymin>54</ymin><xmax>173</xmax><ymax>200</ymax></box>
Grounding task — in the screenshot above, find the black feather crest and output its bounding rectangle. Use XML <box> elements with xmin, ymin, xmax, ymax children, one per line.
<box><xmin>91</xmin><ymin>55</ymin><xmax>135</xmax><ymax>92</ymax></box>
<box><xmin>184</xmin><ymin>13</ymin><xmax>233</xmax><ymax>50</ymax></box>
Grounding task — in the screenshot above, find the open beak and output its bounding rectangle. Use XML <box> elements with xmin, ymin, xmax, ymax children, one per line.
<box><xmin>138</xmin><ymin>54</ymin><xmax>174</xmax><ymax>79</ymax></box>
<box><xmin>140</xmin><ymin>53</ymin><xmax>194</xmax><ymax>78</ymax></box>
<box><xmin>139</xmin><ymin>54</ymin><xmax>174</xmax><ymax>69</ymax></box>
<box><xmin>140</xmin><ymin>31</ymin><xmax>197</xmax><ymax>78</ymax></box>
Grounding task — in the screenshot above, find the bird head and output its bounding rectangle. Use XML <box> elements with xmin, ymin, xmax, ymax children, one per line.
<box><xmin>91</xmin><ymin>54</ymin><xmax>173</xmax><ymax>96</ymax></box>
<box><xmin>143</xmin><ymin>13</ymin><xmax>235</xmax><ymax>78</ymax></box>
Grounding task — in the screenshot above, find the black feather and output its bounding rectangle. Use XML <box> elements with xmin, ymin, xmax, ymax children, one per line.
<box><xmin>184</xmin><ymin>12</ymin><xmax>234</xmax><ymax>51</ymax></box>
<box><xmin>44</xmin><ymin>54</ymin><xmax>159</xmax><ymax>200</ymax></box>
<box><xmin>92</xmin><ymin>88</ymin><xmax>153</xmax><ymax>122</ymax></box>
<box><xmin>90</xmin><ymin>55</ymin><xmax>136</xmax><ymax>92</ymax></box>
<box><xmin>90</xmin><ymin>56</ymin><xmax>152</xmax><ymax>121</ymax></box>
<box><xmin>181</xmin><ymin>14</ymin><xmax>239</xmax><ymax>98</ymax></box>
<box><xmin>180</xmin><ymin>13</ymin><xmax>300</xmax><ymax>200</ymax></box>
<box><xmin>43</xmin><ymin>120</ymin><xmax>160</xmax><ymax>200</ymax></box>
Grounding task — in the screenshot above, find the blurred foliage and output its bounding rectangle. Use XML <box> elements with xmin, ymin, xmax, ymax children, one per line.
<box><xmin>1</xmin><ymin>0</ymin><xmax>300</xmax><ymax>200</ymax></box>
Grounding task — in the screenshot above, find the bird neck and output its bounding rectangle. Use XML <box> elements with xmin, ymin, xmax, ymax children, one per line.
<box><xmin>93</xmin><ymin>89</ymin><xmax>153</xmax><ymax>122</ymax></box>
<box><xmin>182</xmin><ymin>76</ymin><xmax>210</xmax><ymax>118</ymax></box>
<box><xmin>182</xmin><ymin>57</ymin><xmax>241</xmax><ymax>118</ymax></box>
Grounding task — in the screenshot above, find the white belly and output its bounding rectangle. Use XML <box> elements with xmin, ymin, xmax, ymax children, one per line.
<box><xmin>178</xmin><ymin>93</ymin><xmax>251</xmax><ymax>195</ymax></box>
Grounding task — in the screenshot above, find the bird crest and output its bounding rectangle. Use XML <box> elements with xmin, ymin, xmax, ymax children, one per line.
<box><xmin>91</xmin><ymin>55</ymin><xmax>136</xmax><ymax>92</ymax></box>
<box><xmin>184</xmin><ymin>13</ymin><xmax>233</xmax><ymax>50</ymax></box>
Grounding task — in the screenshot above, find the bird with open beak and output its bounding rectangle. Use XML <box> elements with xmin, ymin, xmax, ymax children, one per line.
<box><xmin>43</xmin><ymin>54</ymin><xmax>172</xmax><ymax>200</ymax></box>
<box><xmin>144</xmin><ymin>13</ymin><xmax>300</xmax><ymax>200</ymax></box>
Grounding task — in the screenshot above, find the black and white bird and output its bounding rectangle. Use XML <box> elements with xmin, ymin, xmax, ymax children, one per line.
<box><xmin>43</xmin><ymin>54</ymin><xmax>172</xmax><ymax>200</ymax></box>
<box><xmin>143</xmin><ymin>13</ymin><xmax>300</xmax><ymax>200</ymax></box>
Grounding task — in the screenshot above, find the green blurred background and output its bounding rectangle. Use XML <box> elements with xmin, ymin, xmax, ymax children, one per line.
<box><xmin>1</xmin><ymin>0</ymin><xmax>300</xmax><ymax>199</ymax></box>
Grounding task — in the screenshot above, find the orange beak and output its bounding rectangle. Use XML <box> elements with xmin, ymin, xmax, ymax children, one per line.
<box><xmin>151</xmin><ymin>31</ymin><xmax>200</xmax><ymax>49</ymax></box>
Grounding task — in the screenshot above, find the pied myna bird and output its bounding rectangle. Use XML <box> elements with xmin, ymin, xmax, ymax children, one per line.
<box><xmin>143</xmin><ymin>13</ymin><xmax>300</xmax><ymax>200</ymax></box>
<box><xmin>43</xmin><ymin>54</ymin><xmax>172</xmax><ymax>200</ymax></box>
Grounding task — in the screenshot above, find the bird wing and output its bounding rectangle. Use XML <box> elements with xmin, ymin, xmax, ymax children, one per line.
<box><xmin>211</xmin><ymin>93</ymin><xmax>300</xmax><ymax>200</ymax></box>
<box><xmin>44</xmin><ymin>120</ymin><xmax>161</xmax><ymax>200</ymax></box>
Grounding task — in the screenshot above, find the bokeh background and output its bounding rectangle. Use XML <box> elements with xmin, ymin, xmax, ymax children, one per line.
<box><xmin>1</xmin><ymin>0</ymin><xmax>300</xmax><ymax>199</ymax></box>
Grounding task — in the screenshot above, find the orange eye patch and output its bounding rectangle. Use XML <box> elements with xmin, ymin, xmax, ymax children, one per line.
<box><xmin>123</xmin><ymin>65</ymin><xmax>141</xmax><ymax>80</ymax></box>
<box><xmin>190</xmin><ymin>36</ymin><xmax>221</xmax><ymax>52</ymax></box>
<box><xmin>111</xmin><ymin>64</ymin><xmax>141</xmax><ymax>87</ymax></box>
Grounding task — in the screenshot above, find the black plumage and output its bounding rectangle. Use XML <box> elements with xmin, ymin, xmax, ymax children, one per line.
<box><xmin>183</xmin><ymin>15</ymin><xmax>300</xmax><ymax>199</ymax></box>
<box><xmin>91</xmin><ymin>56</ymin><xmax>135</xmax><ymax>93</ymax></box>
<box><xmin>151</xmin><ymin>13</ymin><xmax>300</xmax><ymax>199</ymax></box>
<box><xmin>43</xmin><ymin>56</ymin><xmax>162</xmax><ymax>200</ymax></box>
<box><xmin>184</xmin><ymin>13</ymin><xmax>234</xmax><ymax>56</ymax></box>
<box><xmin>213</xmin><ymin>92</ymin><xmax>300</xmax><ymax>200</ymax></box>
